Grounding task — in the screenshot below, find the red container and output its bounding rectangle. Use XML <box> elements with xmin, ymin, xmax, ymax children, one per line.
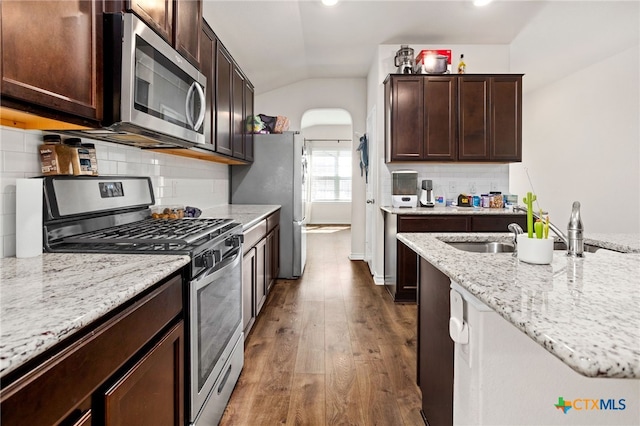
<box><xmin>415</xmin><ymin>49</ymin><xmax>452</xmax><ymax>65</ymax></box>
<box><xmin>415</xmin><ymin>49</ymin><xmax>452</xmax><ymax>74</ymax></box>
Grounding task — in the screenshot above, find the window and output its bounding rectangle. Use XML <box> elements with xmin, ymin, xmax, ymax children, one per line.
<box><xmin>310</xmin><ymin>146</ymin><xmax>351</xmax><ymax>202</ymax></box>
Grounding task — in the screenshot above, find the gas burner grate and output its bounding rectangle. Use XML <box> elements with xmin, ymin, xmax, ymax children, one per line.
<box><xmin>63</xmin><ymin>218</ymin><xmax>234</xmax><ymax>248</ymax></box>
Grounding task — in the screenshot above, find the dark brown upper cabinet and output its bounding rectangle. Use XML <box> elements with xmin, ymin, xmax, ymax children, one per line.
<box><xmin>173</xmin><ymin>0</ymin><xmax>201</xmax><ymax>68</ymax></box>
<box><xmin>385</xmin><ymin>74</ymin><xmax>522</xmax><ymax>163</ymax></box>
<box><xmin>458</xmin><ymin>75</ymin><xmax>522</xmax><ymax>161</ymax></box>
<box><xmin>215</xmin><ymin>42</ymin><xmax>234</xmax><ymax>157</ymax></box>
<box><xmin>202</xmin><ymin>22</ymin><xmax>254</xmax><ymax>163</ymax></box>
<box><xmin>232</xmin><ymin>67</ymin><xmax>246</xmax><ymax>159</ymax></box>
<box><xmin>490</xmin><ymin>76</ymin><xmax>522</xmax><ymax>161</ymax></box>
<box><xmin>0</xmin><ymin>0</ymin><xmax>103</xmax><ymax>125</ymax></box>
<box><xmin>126</xmin><ymin>0</ymin><xmax>173</xmax><ymax>42</ymax></box>
<box><xmin>244</xmin><ymin>81</ymin><xmax>255</xmax><ymax>162</ymax></box>
<box><xmin>200</xmin><ymin>20</ymin><xmax>216</xmax><ymax>150</ymax></box>
<box><xmin>125</xmin><ymin>0</ymin><xmax>201</xmax><ymax>68</ymax></box>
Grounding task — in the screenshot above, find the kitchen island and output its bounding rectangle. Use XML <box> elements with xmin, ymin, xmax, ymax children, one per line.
<box><xmin>399</xmin><ymin>231</ymin><xmax>640</xmax><ymax>425</ymax></box>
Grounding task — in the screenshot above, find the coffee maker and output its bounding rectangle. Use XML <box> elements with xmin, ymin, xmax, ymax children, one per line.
<box><xmin>394</xmin><ymin>45</ymin><xmax>414</xmax><ymax>74</ymax></box>
<box><xmin>419</xmin><ymin>180</ymin><xmax>435</xmax><ymax>207</ymax></box>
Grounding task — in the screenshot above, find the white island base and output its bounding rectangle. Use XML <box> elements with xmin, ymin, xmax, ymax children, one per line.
<box><xmin>452</xmin><ymin>282</ymin><xmax>640</xmax><ymax>426</ymax></box>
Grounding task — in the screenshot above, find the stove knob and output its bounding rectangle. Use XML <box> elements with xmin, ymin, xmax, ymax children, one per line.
<box><xmin>226</xmin><ymin>236</ymin><xmax>242</xmax><ymax>248</ymax></box>
<box><xmin>195</xmin><ymin>251</ymin><xmax>214</xmax><ymax>268</ymax></box>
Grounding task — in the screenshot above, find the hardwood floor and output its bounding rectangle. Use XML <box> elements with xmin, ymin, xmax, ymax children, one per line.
<box><xmin>220</xmin><ymin>227</ymin><xmax>423</xmax><ymax>425</ymax></box>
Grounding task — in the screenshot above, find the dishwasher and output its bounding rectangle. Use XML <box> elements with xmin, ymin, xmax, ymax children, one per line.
<box><xmin>449</xmin><ymin>280</ymin><xmax>639</xmax><ymax>425</ymax></box>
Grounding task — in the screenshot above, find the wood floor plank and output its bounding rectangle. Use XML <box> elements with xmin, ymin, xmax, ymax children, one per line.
<box><xmin>380</xmin><ymin>343</ymin><xmax>423</xmax><ymax>425</ymax></box>
<box><xmin>324</xmin><ymin>298</ymin><xmax>364</xmax><ymax>425</ymax></box>
<box><xmin>285</xmin><ymin>373</ymin><xmax>326</xmax><ymax>426</ymax></box>
<box><xmin>221</xmin><ymin>227</ymin><xmax>422</xmax><ymax>425</ymax></box>
<box><xmin>294</xmin><ymin>300</ymin><xmax>325</xmax><ymax>374</ymax></box>
<box><xmin>355</xmin><ymin>357</ymin><xmax>405</xmax><ymax>425</ymax></box>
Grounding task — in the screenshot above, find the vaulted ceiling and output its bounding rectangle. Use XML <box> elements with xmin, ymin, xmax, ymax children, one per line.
<box><xmin>202</xmin><ymin>0</ymin><xmax>549</xmax><ymax>94</ymax></box>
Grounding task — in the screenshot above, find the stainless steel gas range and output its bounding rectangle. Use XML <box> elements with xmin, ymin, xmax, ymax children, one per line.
<box><xmin>42</xmin><ymin>175</ymin><xmax>243</xmax><ymax>425</ymax></box>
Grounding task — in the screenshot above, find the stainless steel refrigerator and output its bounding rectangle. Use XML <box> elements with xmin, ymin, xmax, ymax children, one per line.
<box><xmin>230</xmin><ymin>131</ymin><xmax>308</xmax><ymax>278</ymax></box>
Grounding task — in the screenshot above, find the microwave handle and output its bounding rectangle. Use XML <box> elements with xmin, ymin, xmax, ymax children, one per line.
<box><xmin>185</xmin><ymin>82</ymin><xmax>206</xmax><ymax>132</ymax></box>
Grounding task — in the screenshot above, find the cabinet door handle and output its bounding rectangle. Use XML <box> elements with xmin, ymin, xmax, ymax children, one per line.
<box><xmin>217</xmin><ymin>364</ymin><xmax>233</xmax><ymax>394</ymax></box>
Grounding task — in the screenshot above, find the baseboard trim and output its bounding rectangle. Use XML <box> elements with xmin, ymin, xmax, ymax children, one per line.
<box><xmin>349</xmin><ymin>253</ymin><xmax>364</xmax><ymax>261</ymax></box>
<box><xmin>373</xmin><ymin>274</ymin><xmax>385</xmax><ymax>285</ymax></box>
<box><xmin>348</xmin><ymin>255</ymin><xmax>384</xmax><ymax>285</ymax></box>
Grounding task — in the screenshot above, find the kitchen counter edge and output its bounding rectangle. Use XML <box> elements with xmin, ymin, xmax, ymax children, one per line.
<box><xmin>200</xmin><ymin>204</ymin><xmax>281</xmax><ymax>230</ymax></box>
<box><xmin>381</xmin><ymin>205</ymin><xmax>526</xmax><ymax>215</ymax></box>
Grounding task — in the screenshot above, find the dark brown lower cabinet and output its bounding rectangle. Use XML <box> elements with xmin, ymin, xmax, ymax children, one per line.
<box><xmin>242</xmin><ymin>247</ymin><xmax>257</xmax><ymax>334</ymax></box>
<box><xmin>255</xmin><ymin>237</ymin><xmax>268</xmax><ymax>314</ymax></box>
<box><xmin>241</xmin><ymin>210</ymin><xmax>281</xmax><ymax>336</ymax></box>
<box><xmin>386</xmin><ymin>213</ymin><xmax>527</xmax><ymax>302</ymax></box>
<box><xmin>0</xmin><ymin>273</ymin><xmax>184</xmax><ymax>426</ymax></box>
<box><xmin>102</xmin><ymin>322</ymin><xmax>184</xmax><ymax>426</ymax></box>
<box><xmin>418</xmin><ymin>258</ymin><xmax>454</xmax><ymax>426</ymax></box>
<box><xmin>267</xmin><ymin>210</ymin><xmax>281</xmax><ymax>285</ymax></box>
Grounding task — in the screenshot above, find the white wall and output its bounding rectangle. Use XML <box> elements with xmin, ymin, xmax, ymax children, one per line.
<box><xmin>303</xmin><ymin>124</ymin><xmax>353</xmax><ymax>225</ymax></box>
<box><xmin>255</xmin><ymin>78</ymin><xmax>367</xmax><ymax>259</ymax></box>
<box><xmin>509</xmin><ymin>2</ymin><xmax>640</xmax><ymax>233</ymax></box>
<box><xmin>0</xmin><ymin>126</ymin><xmax>229</xmax><ymax>258</ymax></box>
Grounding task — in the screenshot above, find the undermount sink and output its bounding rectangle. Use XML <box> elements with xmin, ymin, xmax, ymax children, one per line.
<box><xmin>553</xmin><ymin>242</ymin><xmax>605</xmax><ymax>253</ymax></box>
<box><xmin>448</xmin><ymin>241</ymin><xmax>607</xmax><ymax>254</ymax></box>
<box><xmin>447</xmin><ymin>241</ymin><xmax>515</xmax><ymax>253</ymax></box>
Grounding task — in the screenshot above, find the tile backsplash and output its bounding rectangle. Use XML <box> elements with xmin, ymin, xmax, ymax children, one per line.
<box><xmin>0</xmin><ymin>126</ymin><xmax>229</xmax><ymax>258</ymax></box>
<box><xmin>382</xmin><ymin>162</ymin><xmax>510</xmax><ymax>206</ymax></box>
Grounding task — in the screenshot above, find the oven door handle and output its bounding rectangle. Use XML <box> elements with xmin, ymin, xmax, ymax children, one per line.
<box><xmin>192</xmin><ymin>247</ymin><xmax>241</xmax><ymax>291</ymax></box>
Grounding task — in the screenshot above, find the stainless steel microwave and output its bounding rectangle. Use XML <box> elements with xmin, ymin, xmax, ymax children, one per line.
<box><xmin>85</xmin><ymin>13</ymin><xmax>206</xmax><ymax>149</ymax></box>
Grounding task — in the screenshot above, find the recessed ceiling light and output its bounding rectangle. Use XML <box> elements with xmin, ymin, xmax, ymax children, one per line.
<box><xmin>473</xmin><ymin>0</ymin><xmax>493</xmax><ymax>6</ymax></box>
<box><xmin>322</xmin><ymin>0</ymin><xmax>339</xmax><ymax>6</ymax></box>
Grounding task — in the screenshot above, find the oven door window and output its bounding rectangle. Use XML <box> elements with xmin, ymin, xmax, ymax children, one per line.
<box><xmin>196</xmin><ymin>253</ymin><xmax>242</xmax><ymax>391</ymax></box>
<box><xmin>134</xmin><ymin>36</ymin><xmax>204</xmax><ymax>132</ymax></box>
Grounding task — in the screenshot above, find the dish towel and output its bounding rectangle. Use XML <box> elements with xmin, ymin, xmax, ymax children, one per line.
<box><xmin>356</xmin><ymin>134</ymin><xmax>369</xmax><ymax>183</ymax></box>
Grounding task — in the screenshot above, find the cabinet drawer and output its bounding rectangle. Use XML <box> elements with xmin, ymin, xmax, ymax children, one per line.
<box><xmin>267</xmin><ymin>210</ymin><xmax>280</xmax><ymax>233</ymax></box>
<box><xmin>0</xmin><ymin>274</ymin><xmax>183</xmax><ymax>426</ymax></box>
<box><xmin>471</xmin><ymin>215</ymin><xmax>527</xmax><ymax>232</ymax></box>
<box><xmin>398</xmin><ymin>215</ymin><xmax>469</xmax><ymax>232</ymax></box>
<box><xmin>243</xmin><ymin>219</ymin><xmax>267</xmax><ymax>255</ymax></box>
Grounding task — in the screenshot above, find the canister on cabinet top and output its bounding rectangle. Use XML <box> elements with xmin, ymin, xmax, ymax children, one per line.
<box><xmin>481</xmin><ymin>194</ymin><xmax>490</xmax><ymax>208</ymax></box>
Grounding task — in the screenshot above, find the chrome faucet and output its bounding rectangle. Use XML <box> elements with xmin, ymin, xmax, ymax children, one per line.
<box><xmin>507</xmin><ymin>222</ymin><xmax>524</xmax><ymax>257</ymax></box>
<box><xmin>566</xmin><ymin>201</ymin><xmax>584</xmax><ymax>257</ymax></box>
<box><xmin>513</xmin><ymin>202</ymin><xmax>584</xmax><ymax>257</ymax></box>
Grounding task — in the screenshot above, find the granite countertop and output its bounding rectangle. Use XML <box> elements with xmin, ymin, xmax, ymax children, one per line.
<box><xmin>0</xmin><ymin>203</ymin><xmax>280</xmax><ymax>380</ymax></box>
<box><xmin>381</xmin><ymin>205</ymin><xmax>526</xmax><ymax>215</ymax></box>
<box><xmin>0</xmin><ymin>253</ymin><xmax>190</xmax><ymax>379</ymax></box>
<box><xmin>397</xmin><ymin>232</ymin><xmax>640</xmax><ymax>379</ymax></box>
<box><xmin>200</xmin><ymin>204</ymin><xmax>281</xmax><ymax>229</ymax></box>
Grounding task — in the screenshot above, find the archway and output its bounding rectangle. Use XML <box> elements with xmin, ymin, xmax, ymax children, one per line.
<box><xmin>301</xmin><ymin>108</ymin><xmax>353</xmax><ymax>225</ymax></box>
